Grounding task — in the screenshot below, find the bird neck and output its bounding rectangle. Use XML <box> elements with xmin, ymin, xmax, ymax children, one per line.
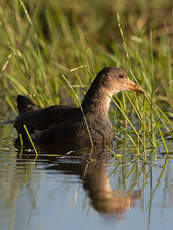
<box><xmin>81</xmin><ymin>87</ymin><xmax>112</xmax><ymax>118</ymax></box>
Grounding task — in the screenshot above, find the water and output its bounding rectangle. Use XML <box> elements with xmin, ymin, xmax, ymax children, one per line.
<box><xmin>1</xmin><ymin>119</ymin><xmax>173</xmax><ymax>230</ymax></box>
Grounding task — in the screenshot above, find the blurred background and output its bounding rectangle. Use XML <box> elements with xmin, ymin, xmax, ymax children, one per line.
<box><xmin>0</xmin><ymin>0</ymin><xmax>173</xmax><ymax>115</ymax></box>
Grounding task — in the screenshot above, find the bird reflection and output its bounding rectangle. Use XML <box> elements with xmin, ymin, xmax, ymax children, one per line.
<box><xmin>16</xmin><ymin>142</ymin><xmax>141</xmax><ymax>219</ymax></box>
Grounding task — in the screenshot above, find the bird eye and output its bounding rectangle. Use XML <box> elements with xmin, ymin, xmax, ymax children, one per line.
<box><xmin>119</xmin><ymin>74</ymin><xmax>124</xmax><ymax>78</ymax></box>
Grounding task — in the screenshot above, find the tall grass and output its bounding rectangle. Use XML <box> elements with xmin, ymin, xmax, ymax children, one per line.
<box><xmin>0</xmin><ymin>0</ymin><xmax>173</xmax><ymax>156</ymax></box>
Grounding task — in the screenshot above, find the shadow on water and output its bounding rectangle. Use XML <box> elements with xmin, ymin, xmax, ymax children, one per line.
<box><xmin>15</xmin><ymin>142</ymin><xmax>141</xmax><ymax>219</ymax></box>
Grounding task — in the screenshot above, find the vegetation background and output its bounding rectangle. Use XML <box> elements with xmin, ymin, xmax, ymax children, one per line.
<box><xmin>0</xmin><ymin>0</ymin><xmax>173</xmax><ymax>151</ymax></box>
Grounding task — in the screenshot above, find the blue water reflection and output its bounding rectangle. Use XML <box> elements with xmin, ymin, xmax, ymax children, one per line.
<box><xmin>0</xmin><ymin>123</ymin><xmax>173</xmax><ymax>230</ymax></box>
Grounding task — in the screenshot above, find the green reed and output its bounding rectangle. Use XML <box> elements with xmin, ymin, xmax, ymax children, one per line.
<box><xmin>23</xmin><ymin>125</ymin><xmax>38</xmax><ymax>157</ymax></box>
<box><xmin>0</xmin><ymin>0</ymin><xmax>173</xmax><ymax>159</ymax></box>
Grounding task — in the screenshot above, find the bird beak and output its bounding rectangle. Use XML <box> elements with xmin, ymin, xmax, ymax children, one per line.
<box><xmin>126</xmin><ymin>79</ymin><xmax>144</xmax><ymax>94</ymax></box>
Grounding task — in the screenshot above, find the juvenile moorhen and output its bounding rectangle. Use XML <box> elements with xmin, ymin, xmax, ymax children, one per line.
<box><xmin>14</xmin><ymin>67</ymin><xmax>143</xmax><ymax>146</ymax></box>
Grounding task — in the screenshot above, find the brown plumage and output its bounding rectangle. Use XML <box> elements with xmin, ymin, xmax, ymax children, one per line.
<box><xmin>14</xmin><ymin>67</ymin><xmax>143</xmax><ymax>146</ymax></box>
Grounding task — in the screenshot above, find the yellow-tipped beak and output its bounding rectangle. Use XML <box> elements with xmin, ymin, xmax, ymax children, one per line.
<box><xmin>126</xmin><ymin>80</ymin><xmax>144</xmax><ymax>94</ymax></box>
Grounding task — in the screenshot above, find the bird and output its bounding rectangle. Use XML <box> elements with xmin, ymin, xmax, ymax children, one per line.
<box><xmin>14</xmin><ymin>67</ymin><xmax>143</xmax><ymax>147</ymax></box>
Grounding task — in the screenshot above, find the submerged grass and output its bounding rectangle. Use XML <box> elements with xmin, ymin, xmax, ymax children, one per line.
<box><xmin>0</xmin><ymin>0</ymin><xmax>173</xmax><ymax>157</ymax></box>
<box><xmin>23</xmin><ymin>124</ymin><xmax>38</xmax><ymax>157</ymax></box>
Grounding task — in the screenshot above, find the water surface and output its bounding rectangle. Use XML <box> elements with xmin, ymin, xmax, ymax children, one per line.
<box><xmin>0</xmin><ymin>119</ymin><xmax>173</xmax><ymax>230</ymax></box>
